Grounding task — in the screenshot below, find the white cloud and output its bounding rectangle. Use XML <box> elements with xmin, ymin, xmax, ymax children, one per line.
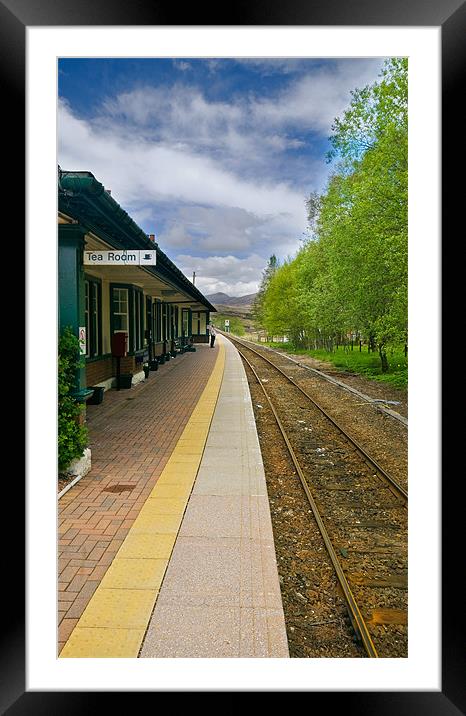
<box><xmin>100</xmin><ymin>59</ymin><xmax>384</xmax><ymax>142</ymax></box>
<box><xmin>87</xmin><ymin>60</ymin><xmax>384</xmax><ymax>195</ymax></box>
<box><xmin>102</xmin><ymin>85</ymin><xmax>242</xmax><ymax>136</ymax></box>
<box><xmin>175</xmin><ymin>253</ymin><xmax>266</xmax><ymax>296</ymax></box>
<box><xmin>126</xmin><ymin>206</ymin><xmax>155</xmax><ymax>227</ymax></box>
<box><xmin>173</xmin><ymin>60</ymin><xmax>191</xmax><ymax>72</ymax></box>
<box><xmin>156</xmin><ymin>204</ymin><xmax>306</xmax><ymax>258</ymax></box>
<box><xmin>58</xmin><ymin>99</ymin><xmax>308</xmax><ymax>235</ymax></box>
<box><xmin>58</xmin><ymin>59</ymin><xmax>386</xmax><ymax>295</ymax></box>
<box><xmin>234</xmin><ymin>58</ymin><xmax>309</xmax><ymax>75</ymax></box>
<box><xmin>249</xmin><ymin>59</ymin><xmax>385</xmax><ymax>133</ymax></box>
<box><xmin>157</xmin><ymin>222</ymin><xmax>194</xmax><ymax>249</ymax></box>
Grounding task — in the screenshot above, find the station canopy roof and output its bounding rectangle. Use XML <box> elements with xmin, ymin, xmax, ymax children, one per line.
<box><xmin>58</xmin><ymin>169</ymin><xmax>216</xmax><ymax>313</ymax></box>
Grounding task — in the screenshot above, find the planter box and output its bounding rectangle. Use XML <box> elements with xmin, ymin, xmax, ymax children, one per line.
<box><xmin>71</xmin><ymin>388</ymin><xmax>94</xmax><ymax>403</ymax></box>
<box><xmin>118</xmin><ymin>374</ymin><xmax>133</xmax><ymax>389</ymax></box>
<box><xmin>87</xmin><ymin>386</ymin><xmax>105</xmax><ymax>405</ymax></box>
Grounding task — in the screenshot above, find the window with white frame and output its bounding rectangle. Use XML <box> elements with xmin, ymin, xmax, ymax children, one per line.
<box><xmin>182</xmin><ymin>309</ymin><xmax>190</xmax><ymax>337</ymax></box>
<box><xmin>112</xmin><ymin>287</ymin><xmax>129</xmax><ymax>332</ymax></box>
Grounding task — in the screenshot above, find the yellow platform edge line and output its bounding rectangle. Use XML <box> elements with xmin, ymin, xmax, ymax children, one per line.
<box><xmin>60</xmin><ymin>340</ymin><xmax>226</xmax><ymax>658</ymax></box>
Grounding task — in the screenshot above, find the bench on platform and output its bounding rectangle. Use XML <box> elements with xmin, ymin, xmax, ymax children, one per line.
<box><xmin>175</xmin><ymin>336</ymin><xmax>195</xmax><ymax>353</ymax></box>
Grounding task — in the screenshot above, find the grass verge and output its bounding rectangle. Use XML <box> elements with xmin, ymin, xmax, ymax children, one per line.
<box><xmin>263</xmin><ymin>342</ymin><xmax>408</xmax><ymax>390</ymax></box>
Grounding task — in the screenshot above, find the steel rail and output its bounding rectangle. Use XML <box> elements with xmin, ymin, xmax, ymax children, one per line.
<box><xmin>227</xmin><ymin>334</ymin><xmax>408</xmax><ymax>428</ymax></box>
<box><xmin>226</xmin><ymin>333</ymin><xmax>408</xmax><ymax>505</ymax></box>
<box><xmin>238</xmin><ymin>345</ymin><xmax>379</xmax><ymax>658</ymax></box>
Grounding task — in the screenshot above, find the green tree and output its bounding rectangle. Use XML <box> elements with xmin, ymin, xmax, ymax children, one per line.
<box><xmin>257</xmin><ymin>58</ymin><xmax>408</xmax><ymax>373</ymax></box>
<box><xmin>261</xmin><ymin>259</ymin><xmax>301</xmax><ymax>343</ymax></box>
<box><xmin>58</xmin><ymin>327</ymin><xmax>88</xmax><ymax>471</ymax></box>
<box><xmin>253</xmin><ymin>254</ymin><xmax>279</xmax><ymax>333</ymax></box>
<box><xmin>327</xmin><ymin>57</ymin><xmax>408</xmax><ymax>166</ymax></box>
<box><xmin>305</xmin><ymin>191</ymin><xmax>323</xmax><ymax>239</ymax></box>
<box><xmin>319</xmin><ymin>57</ymin><xmax>408</xmax><ymax>369</ymax></box>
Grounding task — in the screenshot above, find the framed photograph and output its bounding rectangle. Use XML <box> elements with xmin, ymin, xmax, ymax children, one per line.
<box><xmin>11</xmin><ymin>0</ymin><xmax>461</xmax><ymax>709</ymax></box>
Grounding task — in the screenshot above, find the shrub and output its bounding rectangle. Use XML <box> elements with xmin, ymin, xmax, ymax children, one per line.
<box><xmin>58</xmin><ymin>327</ymin><xmax>88</xmax><ymax>471</ymax></box>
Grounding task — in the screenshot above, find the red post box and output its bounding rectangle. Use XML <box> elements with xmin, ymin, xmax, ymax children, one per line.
<box><xmin>111</xmin><ymin>332</ymin><xmax>128</xmax><ymax>357</ymax></box>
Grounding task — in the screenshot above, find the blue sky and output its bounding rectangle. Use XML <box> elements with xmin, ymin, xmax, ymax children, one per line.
<box><xmin>58</xmin><ymin>57</ymin><xmax>385</xmax><ymax>296</ymax></box>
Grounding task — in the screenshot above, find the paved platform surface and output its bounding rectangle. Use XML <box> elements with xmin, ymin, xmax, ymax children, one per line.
<box><xmin>58</xmin><ymin>345</ymin><xmax>218</xmax><ymax>654</ymax></box>
<box><xmin>140</xmin><ymin>336</ymin><xmax>289</xmax><ymax>657</ymax></box>
<box><xmin>59</xmin><ymin>335</ymin><xmax>288</xmax><ymax>658</ymax></box>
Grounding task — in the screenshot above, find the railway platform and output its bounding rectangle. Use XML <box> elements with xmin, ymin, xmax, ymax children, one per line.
<box><xmin>59</xmin><ymin>334</ymin><xmax>289</xmax><ymax>658</ymax></box>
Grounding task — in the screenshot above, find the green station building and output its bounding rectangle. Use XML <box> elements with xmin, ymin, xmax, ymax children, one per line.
<box><xmin>58</xmin><ymin>169</ymin><xmax>216</xmax><ymax>397</ymax></box>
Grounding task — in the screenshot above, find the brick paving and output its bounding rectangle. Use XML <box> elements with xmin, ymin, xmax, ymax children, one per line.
<box><xmin>57</xmin><ymin>346</ymin><xmax>218</xmax><ymax>655</ymax></box>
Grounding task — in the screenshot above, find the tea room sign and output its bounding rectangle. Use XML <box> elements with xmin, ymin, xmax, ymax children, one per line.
<box><xmin>84</xmin><ymin>250</ymin><xmax>156</xmax><ymax>266</ymax></box>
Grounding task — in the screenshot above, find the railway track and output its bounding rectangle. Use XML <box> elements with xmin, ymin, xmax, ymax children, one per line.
<box><xmin>230</xmin><ymin>334</ymin><xmax>408</xmax><ymax>427</ymax></box>
<box><xmin>225</xmin><ymin>333</ymin><xmax>408</xmax><ymax>658</ymax></box>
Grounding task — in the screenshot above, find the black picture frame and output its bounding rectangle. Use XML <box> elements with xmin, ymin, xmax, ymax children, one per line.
<box><xmin>8</xmin><ymin>0</ymin><xmax>462</xmax><ymax>711</ymax></box>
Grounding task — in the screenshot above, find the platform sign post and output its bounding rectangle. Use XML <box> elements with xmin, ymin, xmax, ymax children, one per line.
<box><xmin>224</xmin><ymin>319</ymin><xmax>230</xmax><ymax>333</ymax></box>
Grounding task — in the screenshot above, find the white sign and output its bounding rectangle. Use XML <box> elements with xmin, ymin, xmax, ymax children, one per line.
<box><xmin>79</xmin><ymin>326</ymin><xmax>86</xmax><ymax>355</ymax></box>
<box><xmin>224</xmin><ymin>320</ymin><xmax>230</xmax><ymax>326</ymax></box>
<box><xmin>83</xmin><ymin>250</ymin><xmax>156</xmax><ymax>266</ymax></box>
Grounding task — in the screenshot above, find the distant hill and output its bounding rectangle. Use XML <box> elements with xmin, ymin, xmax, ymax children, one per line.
<box><xmin>206</xmin><ymin>292</ymin><xmax>257</xmax><ymax>307</ymax></box>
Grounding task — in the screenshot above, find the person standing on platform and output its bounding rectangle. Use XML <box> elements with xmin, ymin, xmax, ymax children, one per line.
<box><xmin>209</xmin><ymin>323</ymin><xmax>217</xmax><ymax>348</ymax></box>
